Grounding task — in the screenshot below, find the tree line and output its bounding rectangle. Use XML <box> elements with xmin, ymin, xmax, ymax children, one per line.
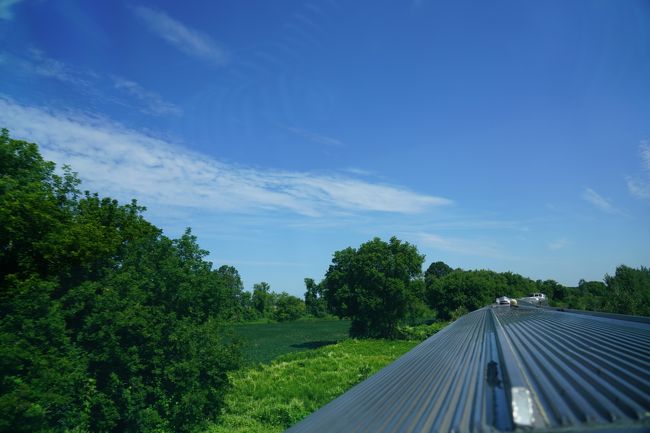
<box><xmin>310</xmin><ymin>239</ymin><xmax>650</xmax><ymax>339</ymax></box>
<box><xmin>1</xmin><ymin>128</ymin><xmax>648</xmax><ymax>432</ymax></box>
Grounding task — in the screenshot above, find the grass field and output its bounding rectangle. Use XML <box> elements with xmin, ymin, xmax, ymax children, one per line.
<box><xmin>233</xmin><ymin>319</ymin><xmax>352</xmax><ymax>364</ymax></box>
<box><xmin>206</xmin><ymin>338</ymin><xmax>419</xmax><ymax>433</ymax></box>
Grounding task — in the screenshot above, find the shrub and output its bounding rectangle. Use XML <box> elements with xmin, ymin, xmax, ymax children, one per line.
<box><xmin>395</xmin><ymin>322</ymin><xmax>448</xmax><ymax>341</ymax></box>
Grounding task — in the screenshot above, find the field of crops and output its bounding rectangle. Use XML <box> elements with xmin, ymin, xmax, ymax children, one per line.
<box><xmin>208</xmin><ymin>319</ymin><xmax>444</xmax><ymax>432</ymax></box>
<box><xmin>233</xmin><ymin>318</ymin><xmax>352</xmax><ymax>364</ymax></box>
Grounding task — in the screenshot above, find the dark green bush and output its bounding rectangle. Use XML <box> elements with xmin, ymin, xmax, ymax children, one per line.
<box><xmin>395</xmin><ymin>322</ymin><xmax>448</xmax><ymax>341</ymax></box>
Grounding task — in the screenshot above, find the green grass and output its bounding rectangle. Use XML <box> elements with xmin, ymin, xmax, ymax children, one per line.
<box><xmin>206</xmin><ymin>338</ymin><xmax>419</xmax><ymax>433</ymax></box>
<box><xmin>233</xmin><ymin>319</ymin><xmax>352</xmax><ymax>364</ymax></box>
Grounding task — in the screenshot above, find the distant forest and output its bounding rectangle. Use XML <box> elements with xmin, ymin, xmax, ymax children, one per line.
<box><xmin>1</xmin><ymin>128</ymin><xmax>648</xmax><ymax>432</ymax></box>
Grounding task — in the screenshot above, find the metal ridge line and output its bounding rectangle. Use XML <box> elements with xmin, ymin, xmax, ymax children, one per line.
<box><xmin>284</xmin><ymin>306</ymin><xmax>650</xmax><ymax>433</ymax></box>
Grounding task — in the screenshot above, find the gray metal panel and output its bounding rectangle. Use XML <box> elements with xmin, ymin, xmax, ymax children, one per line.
<box><xmin>284</xmin><ymin>306</ymin><xmax>650</xmax><ymax>433</ymax></box>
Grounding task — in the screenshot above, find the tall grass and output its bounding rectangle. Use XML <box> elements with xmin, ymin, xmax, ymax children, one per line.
<box><xmin>206</xmin><ymin>339</ymin><xmax>418</xmax><ymax>433</ymax></box>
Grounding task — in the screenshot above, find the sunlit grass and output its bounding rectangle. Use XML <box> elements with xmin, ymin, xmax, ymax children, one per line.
<box><xmin>206</xmin><ymin>339</ymin><xmax>418</xmax><ymax>433</ymax></box>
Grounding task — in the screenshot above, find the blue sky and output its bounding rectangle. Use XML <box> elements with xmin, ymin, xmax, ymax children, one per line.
<box><xmin>1</xmin><ymin>0</ymin><xmax>649</xmax><ymax>296</ymax></box>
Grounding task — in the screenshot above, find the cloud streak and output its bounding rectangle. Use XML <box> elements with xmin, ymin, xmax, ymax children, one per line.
<box><xmin>23</xmin><ymin>48</ymin><xmax>92</xmax><ymax>87</ymax></box>
<box><xmin>417</xmin><ymin>232</ymin><xmax>506</xmax><ymax>259</ymax></box>
<box><xmin>284</xmin><ymin>126</ymin><xmax>344</xmax><ymax>147</ymax></box>
<box><xmin>582</xmin><ymin>188</ymin><xmax>621</xmax><ymax>214</ymax></box>
<box><xmin>2</xmin><ymin>50</ymin><xmax>181</xmax><ymax>118</ymax></box>
<box><xmin>627</xmin><ymin>178</ymin><xmax>650</xmax><ymax>200</ymax></box>
<box><xmin>640</xmin><ymin>142</ymin><xmax>650</xmax><ymax>171</ymax></box>
<box><xmin>0</xmin><ymin>97</ymin><xmax>450</xmax><ymax>218</ymax></box>
<box><xmin>132</xmin><ymin>6</ymin><xmax>227</xmax><ymax>65</ymax></box>
<box><xmin>113</xmin><ymin>77</ymin><xmax>182</xmax><ymax>116</ymax></box>
<box><xmin>627</xmin><ymin>142</ymin><xmax>650</xmax><ymax>200</ymax></box>
<box><xmin>214</xmin><ymin>258</ymin><xmax>309</xmax><ymax>267</ymax></box>
<box><xmin>547</xmin><ymin>238</ymin><xmax>570</xmax><ymax>251</ymax></box>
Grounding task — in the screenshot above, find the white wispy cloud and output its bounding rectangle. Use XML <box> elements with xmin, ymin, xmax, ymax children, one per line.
<box><xmin>417</xmin><ymin>233</ymin><xmax>505</xmax><ymax>259</ymax></box>
<box><xmin>214</xmin><ymin>258</ymin><xmax>309</xmax><ymax>267</ymax></box>
<box><xmin>640</xmin><ymin>142</ymin><xmax>650</xmax><ymax>171</ymax></box>
<box><xmin>0</xmin><ymin>97</ymin><xmax>450</xmax><ymax>217</ymax></box>
<box><xmin>627</xmin><ymin>178</ymin><xmax>650</xmax><ymax>200</ymax></box>
<box><xmin>627</xmin><ymin>142</ymin><xmax>650</xmax><ymax>200</ymax></box>
<box><xmin>419</xmin><ymin>219</ymin><xmax>529</xmax><ymax>232</ymax></box>
<box><xmin>547</xmin><ymin>238</ymin><xmax>570</xmax><ymax>251</ymax></box>
<box><xmin>344</xmin><ymin>167</ymin><xmax>374</xmax><ymax>177</ymax></box>
<box><xmin>1</xmin><ymin>50</ymin><xmax>181</xmax><ymax>118</ymax></box>
<box><xmin>132</xmin><ymin>5</ymin><xmax>227</xmax><ymax>65</ymax></box>
<box><xmin>25</xmin><ymin>48</ymin><xmax>92</xmax><ymax>86</ymax></box>
<box><xmin>582</xmin><ymin>188</ymin><xmax>621</xmax><ymax>214</ymax></box>
<box><xmin>113</xmin><ymin>77</ymin><xmax>182</xmax><ymax>116</ymax></box>
<box><xmin>284</xmin><ymin>126</ymin><xmax>344</xmax><ymax>147</ymax></box>
<box><xmin>0</xmin><ymin>0</ymin><xmax>24</xmax><ymax>20</ymax></box>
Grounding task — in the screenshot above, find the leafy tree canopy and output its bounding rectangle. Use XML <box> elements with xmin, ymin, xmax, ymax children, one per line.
<box><xmin>274</xmin><ymin>292</ymin><xmax>306</xmax><ymax>322</ymax></box>
<box><xmin>322</xmin><ymin>237</ymin><xmax>425</xmax><ymax>338</ymax></box>
<box><xmin>0</xmin><ymin>129</ymin><xmax>242</xmax><ymax>433</ymax></box>
<box><xmin>424</xmin><ymin>261</ymin><xmax>453</xmax><ymax>281</ymax></box>
<box><xmin>425</xmin><ymin>269</ymin><xmax>535</xmax><ymax>320</ymax></box>
<box><xmin>304</xmin><ymin>277</ymin><xmax>327</xmax><ymax>318</ymax></box>
<box><xmin>252</xmin><ymin>281</ymin><xmax>273</xmax><ymax>317</ymax></box>
<box><xmin>604</xmin><ymin>265</ymin><xmax>650</xmax><ymax>316</ymax></box>
<box><xmin>424</xmin><ymin>264</ymin><xmax>650</xmax><ymax>319</ymax></box>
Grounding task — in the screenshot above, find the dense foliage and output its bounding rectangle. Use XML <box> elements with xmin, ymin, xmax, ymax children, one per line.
<box><xmin>322</xmin><ymin>237</ymin><xmax>426</xmax><ymax>338</ymax></box>
<box><xmin>208</xmin><ymin>338</ymin><xmax>419</xmax><ymax>433</ymax></box>
<box><xmin>247</xmin><ymin>281</ymin><xmax>306</xmax><ymax>322</ymax></box>
<box><xmin>395</xmin><ymin>321</ymin><xmax>448</xmax><ymax>341</ymax></box>
<box><xmin>303</xmin><ymin>278</ymin><xmax>327</xmax><ymax>318</ymax></box>
<box><xmin>555</xmin><ymin>266</ymin><xmax>650</xmax><ymax>316</ymax></box>
<box><xmin>0</xmin><ymin>130</ymin><xmax>242</xmax><ymax>432</ymax></box>
<box><xmin>424</xmin><ymin>261</ymin><xmax>453</xmax><ymax>279</ymax></box>
<box><xmin>424</xmin><ymin>264</ymin><xmax>650</xmax><ymax>320</ymax></box>
<box><xmin>425</xmin><ymin>269</ymin><xmax>535</xmax><ymax>320</ymax></box>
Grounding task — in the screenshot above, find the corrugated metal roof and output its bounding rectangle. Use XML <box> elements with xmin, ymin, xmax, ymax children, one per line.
<box><xmin>284</xmin><ymin>305</ymin><xmax>650</xmax><ymax>433</ymax></box>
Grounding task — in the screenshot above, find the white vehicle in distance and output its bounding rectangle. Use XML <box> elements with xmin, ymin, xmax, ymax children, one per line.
<box><xmin>496</xmin><ymin>296</ymin><xmax>511</xmax><ymax>305</ymax></box>
<box><xmin>522</xmin><ymin>293</ymin><xmax>547</xmax><ymax>305</ymax></box>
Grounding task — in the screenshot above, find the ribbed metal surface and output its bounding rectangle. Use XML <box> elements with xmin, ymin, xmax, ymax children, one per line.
<box><xmin>284</xmin><ymin>306</ymin><xmax>650</xmax><ymax>433</ymax></box>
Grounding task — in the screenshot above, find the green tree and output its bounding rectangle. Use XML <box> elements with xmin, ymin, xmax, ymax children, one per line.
<box><xmin>238</xmin><ymin>290</ymin><xmax>259</xmax><ymax>320</ymax></box>
<box><xmin>322</xmin><ymin>237</ymin><xmax>425</xmax><ymax>338</ymax></box>
<box><xmin>304</xmin><ymin>277</ymin><xmax>327</xmax><ymax>317</ymax></box>
<box><xmin>210</xmin><ymin>265</ymin><xmax>252</xmax><ymax>321</ymax></box>
<box><xmin>252</xmin><ymin>282</ymin><xmax>274</xmax><ymax>317</ymax></box>
<box><xmin>424</xmin><ymin>261</ymin><xmax>453</xmax><ymax>280</ymax></box>
<box><xmin>0</xmin><ymin>277</ymin><xmax>90</xmax><ymax>433</ymax></box>
<box><xmin>426</xmin><ymin>269</ymin><xmax>531</xmax><ymax>320</ymax></box>
<box><xmin>274</xmin><ymin>292</ymin><xmax>306</xmax><ymax>321</ymax></box>
<box><xmin>604</xmin><ymin>265</ymin><xmax>650</xmax><ymax>316</ymax></box>
<box><xmin>502</xmin><ymin>271</ymin><xmax>537</xmax><ymax>295</ymax></box>
<box><xmin>0</xmin><ymin>129</ymin><xmax>79</xmax><ymax>284</ymax></box>
<box><xmin>0</xmin><ymin>129</ymin><xmax>242</xmax><ymax>433</ymax></box>
<box><xmin>536</xmin><ymin>279</ymin><xmax>567</xmax><ymax>303</ymax></box>
<box><xmin>0</xmin><ymin>129</ymin><xmax>90</xmax><ymax>432</ymax></box>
